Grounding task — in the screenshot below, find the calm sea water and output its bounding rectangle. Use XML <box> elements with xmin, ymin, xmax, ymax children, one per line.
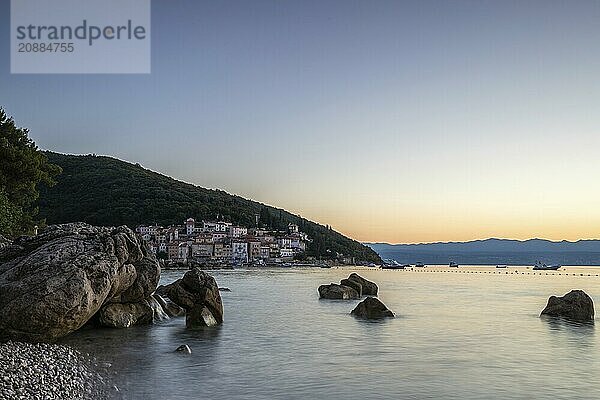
<box><xmin>62</xmin><ymin>266</ymin><xmax>600</xmax><ymax>399</ymax></box>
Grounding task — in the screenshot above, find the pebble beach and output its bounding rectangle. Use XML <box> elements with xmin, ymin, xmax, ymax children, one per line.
<box><xmin>0</xmin><ymin>341</ymin><xmax>112</xmax><ymax>400</ymax></box>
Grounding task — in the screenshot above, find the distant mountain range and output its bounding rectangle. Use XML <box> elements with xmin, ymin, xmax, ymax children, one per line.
<box><xmin>367</xmin><ymin>239</ymin><xmax>600</xmax><ymax>266</ymax></box>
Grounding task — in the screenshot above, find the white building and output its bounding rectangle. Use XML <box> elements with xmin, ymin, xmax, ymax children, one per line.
<box><xmin>230</xmin><ymin>226</ymin><xmax>248</xmax><ymax>238</ymax></box>
<box><xmin>288</xmin><ymin>223</ymin><xmax>299</xmax><ymax>234</ymax></box>
<box><xmin>136</xmin><ymin>225</ymin><xmax>161</xmax><ymax>235</ymax></box>
<box><xmin>178</xmin><ymin>243</ymin><xmax>189</xmax><ymax>260</ymax></box>
<box><xmin>192</xmin><ymin>243</ymin><xmax>213</xmax><ymax>258</ymax></box>
<box><xmin>203</xmin><ymin>221</ymin><xmax>232</xmax><ymax>233</ymax></box>
<box><xmin>232</xmin><ymin>241</ymin><xmax>248</xmax><ymax>262</ymax></box>
<box><xmin>158</xmin><ymin>242</ymin><xmax>167</xmax><ymax>253</ymax></box>
<box><xmin>185</xmin><ymin>218</ymin><xmax>195</xmax><ymax>236</ymax></box>
<box><xmin>277</xmin><ymin>236</ymin><xmax>293</xmax><ymax>248</ymax></box>
<box><xmin>279</xmin><ymin>247</ymin><xmax>294</xmax><ymax>258</ymax></box>
<box><xmin>166</xmin><ymin>227</ymin><xmax>179</xmax><ymax>242</ymax></box>
<box><xmin>260</xmin><ymin>246</ymin><xmax>271</xmax><ymax>259</ymax></box>
<box><xmin>212</xmin><ymin>232</ymin><xmax>227</xmax><ymax>242</ymax></box>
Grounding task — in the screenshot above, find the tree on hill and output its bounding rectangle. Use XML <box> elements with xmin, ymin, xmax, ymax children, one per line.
<box><xmin>37</xmin><ymin>152</ymin><xmax>382</xmax><ymax>263</ymax></box>
<box><xmin>0</xmin><ymin>108</ymin><xmax>61</xmax><ymax>238</ymax></box>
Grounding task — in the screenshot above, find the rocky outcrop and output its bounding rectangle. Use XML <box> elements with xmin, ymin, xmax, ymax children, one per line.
<box><xmin>318</xmin><ymin>273</ymin><xmax>378</xmax><ymax>300</ymax></box>
<box><xmin>98</xmin><ymin>302</ymin><xmax>153</xmax><ymax>328</ymax></box>
<box><xmin>351</xmin><ymin>297</ymin><xmax>394</xmax><ymax>319</ymax></box>
<box><xmin>159</xmin><ymin>268</ymin><xmax>223</xmax><ymax>328</ymax></box>
<box><xmin>175</xmin><ymin>344</ymin><xmax>192</xmax><ymax>354</ymax></box>
<box><xmin>97</xmin><ymin>294</ymin><xmax>169</xmax><ymax>328</ymax></box>
<box><xmin>340</xmin><ymin>278</ymin><xmax>362</xmax><ymax>297</ymax></box>
<box><xmin>318</xmin><ymin>283</ymin><xmax>360</xmax><ymax>300</ymax></box>
<box><xmin>0</xmin><ymin>223</ymin><xmax>162</xmax><ymax>341</ymax></box>
<box><xmin>540</xmin><ymin>290</ymin><xmax>595</xmax><ymax>322</ymax></box>
<box><xmin>347</xmin><ymin>273</ymin><xmax>378</xmax><ymax>296</ymax></box>
<box><xmin>0</xmin><ymin>235</ymin><xmax>10</xmax><ymax>248</ymax></box>
<box><xmin>154</xmin><ymin>293</ymin><xmax>185</xmax><ymax>317</ymax></box>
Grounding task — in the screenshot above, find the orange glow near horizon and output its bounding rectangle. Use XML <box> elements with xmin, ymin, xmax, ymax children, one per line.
<box><xmin>253</xmin><ymin>175</ymin><xmax>600</xmax><ymax>244</ymax></box>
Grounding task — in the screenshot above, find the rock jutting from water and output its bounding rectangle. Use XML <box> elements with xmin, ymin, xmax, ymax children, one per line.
<box><xmin>175</xmin><ymin>344</ymin><xmax>192</xmax><ymax>354</ymax></box>
<box><xmin>351</xmin><ymin>297</ymin><xmax>395</xmax><ymax>319</ymax></box>
<box><xmin>154</xmin><ymin>293</ymin><xmax>186</xmax><ymax>317</ymax></box>
<box><xmin>540</xmin><ymin>290</ymin><xmax>595</xmax><ymax>322</ymax></box>
<box><xmin>157</xmin><ymin>267</ymin><xmax>224</xmax><ymax>328</ymax></box>
<box><xmin>347</xmin><ymin>273</ymin><xmax>378</xmax><ymax>296</ymax></box>
<box><xmin>340</xmin><ymin>278</ymin><xmax>363</xmax><ymax>297</ymax></box>
<box><xmin>0</xmin><ymin>223</ymin><xmax>163</xmax><ymax>341</ymax></box>
<box><xmin>318</xmin><ymin>273</ymin><xmax>378</xmax><ymax>300</ymax></box>
<box><xmin>318</xmin><ymin>283</ymin><xmax>360</xmax><ymax>300</ymax></box>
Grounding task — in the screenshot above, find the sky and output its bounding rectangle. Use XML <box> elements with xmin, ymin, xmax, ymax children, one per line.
<box><xmin>1</xmin><ymin>0</ymin><xmax>600</xmax><ymax>244</ymax></box>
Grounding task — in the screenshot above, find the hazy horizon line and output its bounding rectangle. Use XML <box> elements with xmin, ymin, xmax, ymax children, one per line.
<box><xmin>367</xmin><ymin>237</ymin><xmax>600</xmax><ymax>246</ymax></box>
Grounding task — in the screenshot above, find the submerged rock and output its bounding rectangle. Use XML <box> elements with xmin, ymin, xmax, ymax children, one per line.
<box><xmin>347</xmin><ymin>273</ymin><xmax>378</xmax><ymax>296</ymax></box>
<box><xmin>175</xmin><ymin>344</ymin><xmax>192</xmax><ymax>354</ymax></box>
<box><xmin>219</xmin><ymin>287</ymin><xmax>231</xmax><ymax>292</ymax></box>
<box><xmin>351</xmin><ymin>297</ymin><xmax>394</xmax><ymax>319</ymax></box>
<box><xmin>540</xmin><ymin>290</ymin><xmax>594</xmax><ymax>322</ymax></box>
<box><xmin>318</xmin><ymin>283</ymin><xmax>360</xmax><ymax>300</ymax></box>
<box><xmin>0</xmin><ymin>223</ymin><xmax>161</xmax><ymax>341</ymax></box>
<box><xmin>160</xmin><ymin>268</ymin><xmax>223</xmax><ymax>328</ymax></box>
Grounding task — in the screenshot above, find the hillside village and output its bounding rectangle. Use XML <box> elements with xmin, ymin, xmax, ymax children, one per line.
<box><xmin>137</xmin><ymin>217</ymin><xmax>312</xmax><ymax>266</ymax></box>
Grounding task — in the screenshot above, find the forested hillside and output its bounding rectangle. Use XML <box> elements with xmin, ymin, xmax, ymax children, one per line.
<box><xmin>38</xmin><ymin>152</ymin><xmax>381</xmax><ymax>263</ymax></box>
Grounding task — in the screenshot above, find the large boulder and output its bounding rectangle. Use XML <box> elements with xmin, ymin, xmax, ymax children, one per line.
<box><xmin>540</xmin><ymin>290</ymin><xmax>594</xmax><ymax>322</ymax></box>
<box><xmin>160</xmin><ymin>268</ymin><xmax>223</xmax><ymax>328</ymax></box>
<box><xmin>351</xmin><ymin>297</ymin><xmax>394</xmax><ymax>319</ymax></box>
<box><xmin>98</xmin><ymin>294</ymin><xmax>169</xmax><ymax>328</ymax></box>
<box><xmin>98</xmin><ymin>302</ymin><xmax>153</xmax><ymax>328</ymax></box>
<box><xmin>340</xmin><ymin>278</ymin><xmax>362</xmax><ymax>297</ymax></box>
<box><xmin>0</xmin><ymin>223</ymin><xmax>161</xmax><ymax>341</ymax></box>
<box><xmin>318</xmin><ymin>283</ymin><xmax>360</xmax><ymax>300</ymax></box>
<box><xmin>154</xmin><ymin>293</ymin><xmax>185</xmax><ymax>317</ymax></box>
<box><xmin>347</xmin><ymin>273</ymin><xmax>378</xmax><ymax>296</ymax></box>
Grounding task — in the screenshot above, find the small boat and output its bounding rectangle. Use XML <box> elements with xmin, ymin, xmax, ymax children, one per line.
<box><xmin>381</xmin><ymin>264</ymin><xmax>405</xmax><ymax>270</ymax></box>
<box><xmin>449</xmin><ymin>262</ymin><xmax>459</xmax><ymax>268</ymax></box>
<box><xmin>496</xmin><ymin>264</ymin><xmax>508</xmax><ymax>268</ymax></box>
<box><xmin>381</xmin><ymin>260</ymin><xmax>405</xmax><ymax>270</ymax></box>
<box><xmin>415</xmin><ymin>262</ymin><xmax>425</xmax><ymax>268</ymax></box>
<box><xmin>532</xmin><ymin>261</ymin><xmax>561</xmax><ymax>271</ymax></box>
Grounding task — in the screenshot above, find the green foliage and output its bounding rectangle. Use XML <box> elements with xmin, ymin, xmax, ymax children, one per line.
<box><xmin>38</xmin><ymin>152</ymin><xmax>382</xmax><ymax>263</ymax></box>
<box><xmin>0</xmin><ymin>190</ymin><xmax>25</xmax><ymax>238</ymax></box>
<box><xmin>0</xmin><ymin>109</ymin><xmax>61</xmax><ymax>237</ymax></box>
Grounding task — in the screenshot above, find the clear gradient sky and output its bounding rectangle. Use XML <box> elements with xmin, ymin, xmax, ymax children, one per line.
<box><xmin>1</xmin><ymin>0</ymin><xmax>600</xmax><ymax>244</ymax></box>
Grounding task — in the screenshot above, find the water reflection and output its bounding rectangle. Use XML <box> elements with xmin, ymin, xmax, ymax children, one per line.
<box><xmin>58</xmin><ymin>268</ymin><xmax>600</xmax><ymax>399</ymax></box>
<box><xmin>541</xmin><ymin>315</ymin><xmax>595</xmax><ymax>332</ymax></box>
<box><xmin>540</xmin><ymin>315</ymin><xmax>595</xmax><ymax>352</ymax></box>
